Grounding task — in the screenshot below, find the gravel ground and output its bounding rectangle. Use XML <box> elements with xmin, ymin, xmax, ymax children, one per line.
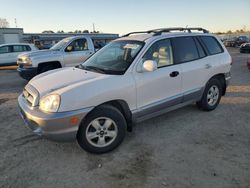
<box><xmin>0</xmin><ymin>48</ymin><xmax>249</xmax><ymax>188</ymax></box>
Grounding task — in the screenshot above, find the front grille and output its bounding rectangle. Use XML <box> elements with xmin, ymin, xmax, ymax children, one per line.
<box><xmin>23</xmin><ymin>84</ymin><xmax>39</xmax><ymax>106</ymax></box>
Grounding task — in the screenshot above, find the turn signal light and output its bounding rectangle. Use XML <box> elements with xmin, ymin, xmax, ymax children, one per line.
<box><xmin>70</xmin><ymin>117</ymin><xmax>79</xmax><ymax>125</ymax></box>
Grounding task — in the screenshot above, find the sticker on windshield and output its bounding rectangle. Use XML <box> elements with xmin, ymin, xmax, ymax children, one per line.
<box><xmin>124</xmin><ymin>44</ymin><xmax>140</xmax><ymax>49</ymax></box>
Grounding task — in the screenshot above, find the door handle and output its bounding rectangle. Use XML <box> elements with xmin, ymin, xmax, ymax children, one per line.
<box><xmin>205</xmin><ymin>64</ymin><xmax>212</xmax><ymax>69</ymax></box>
<box><xmin>170</xmin><ymin>71</ymin><xmax>179</xmax><ymax>77</ymax></box>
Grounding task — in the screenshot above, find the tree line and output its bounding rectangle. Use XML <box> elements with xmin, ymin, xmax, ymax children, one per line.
<box><xmin>41</xmin><ymin>30</ymin><xmax>100</xmax><ymax>34</ymax></box>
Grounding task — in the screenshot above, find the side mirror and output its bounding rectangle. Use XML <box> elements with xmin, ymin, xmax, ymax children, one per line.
<box><xmin>142</xmin><ymin>60</ymin><xmax>157</xmax><ymax>72</ymax></box>
<box><xmin>66</xmin><ymin>46</ymin><xmax>73</xmax><ymax>52</ymax></box>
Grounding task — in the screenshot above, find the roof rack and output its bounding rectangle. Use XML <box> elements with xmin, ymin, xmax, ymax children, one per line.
<box><xmin>122</xmin><ymin>27</ymin><xmax>209</xmax><ymax>37</ymax></box>
<box><xmin>152</xmin><ymin>27</ymin><xmax>209</xmax><ymax>36</ymax></box>
<box><xmin>122</xmin><ymin>31</ymin><xmax>151</xmax><ymax>37</ymax></box>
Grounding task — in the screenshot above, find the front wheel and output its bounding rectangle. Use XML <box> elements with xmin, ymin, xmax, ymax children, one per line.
<box><xmin>197</xmin><ymin>78</ymin><xmax>222</xmax><ymax>111</ymax></box>
<box><xmin>77</xmin><ymin>105</ymin><xmax>126</xmax><ymax>154</ymax></box>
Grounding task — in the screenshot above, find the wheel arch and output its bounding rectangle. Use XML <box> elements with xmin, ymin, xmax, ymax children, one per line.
<box><xmin>83</xmin><ymin>99</ymin><xmax>133</xmax><ymax>132</ymax></box>
<box><xmin>208</xmin><ymin>73</ymin><xmax>227</xmax><ymax>96</ymax></box>
<box><xmin>37</xmin><ymin>61</ymin><xmax>62</xmax><ymax>73</ymax></box>
<box><xmin>102</xmin><ymin>100</ymin><xmax>133</xmax><ymax>132</ymax></box>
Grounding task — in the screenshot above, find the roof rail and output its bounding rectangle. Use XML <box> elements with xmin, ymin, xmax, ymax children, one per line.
<box><xmin>122</xmin><ymin>27</ymin><xmax>209</xmax><ymax>37</ymax></box>
<box><xmin>152</xmin><ymin>27</ymin><xmax>209</xmax><ymax>36</ymax></box>
<box><xmin>122</xmin><ymin>31</ymin><xmax>151</xmax><ymax>37</ymax></box>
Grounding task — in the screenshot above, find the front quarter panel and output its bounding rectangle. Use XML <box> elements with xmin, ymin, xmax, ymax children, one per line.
<box><xmin>58</xmin><ymin>73</ymin><xmax>136</xmax><ymax>112</ymax></box>
<box><xmin>31</xmin><ymin>52</ymin><xmax>63</xmax><ymax>67</ymax></box>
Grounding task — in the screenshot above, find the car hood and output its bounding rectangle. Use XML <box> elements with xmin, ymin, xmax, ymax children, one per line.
<box><xmin>29</xmin><ymin>67</ymin><xmax>108</xmax><ymax>97</ymax></box>
<box><xmin>20</xmin><ymin>49</ymin><xmax>60</xmax><ymax>58</ymax></box>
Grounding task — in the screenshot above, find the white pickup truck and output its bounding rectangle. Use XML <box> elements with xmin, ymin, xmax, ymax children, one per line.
<box><xmin>17</xmin><ymin>36</ymin><xmax>96</xmax><ymax>80</ymax></box>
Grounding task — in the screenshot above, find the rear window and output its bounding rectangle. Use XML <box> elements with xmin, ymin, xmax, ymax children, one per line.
<box><xmin>194</xmin><ymin>37</ymin><xmax>206</xmax><ymax>58</ymax></box>
<box><xmin>13</xmin><ymin>45</ymin><xmax>31</xmax><ymax>52</ymax></box>
<box><xmin>0</xmin><ymin>46</ymin><xmax>10</xmax><ymax>54</ymax></box>
<box><xmin>171</xmin><ymin>37</ymin><xmax>199</xmax><ymax>63</ymax></box>
<box><xmin>200</xmin><ymin>36</ymin><xmax>223</xmax><ymax>55</ymax></box>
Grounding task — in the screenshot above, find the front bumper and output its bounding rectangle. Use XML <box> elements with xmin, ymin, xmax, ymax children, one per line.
<box><xmin>18</xmin><ymin>95</ymin><xmax>93</xmax><ymax>141</ymax></box>
<box><xmin>17</xmin><ymin>65</ymin><xmax>37</xmax><ymax>80</ymax></box>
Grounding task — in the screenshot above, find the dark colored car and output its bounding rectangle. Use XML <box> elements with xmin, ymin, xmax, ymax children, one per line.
<box><xmin>247</xmin><ymin>57</ymin><xmax>250</xmax><ymax>70</ymax></box>
<box><xmin>240</xmin><ymin>43</ymin><xmax>250</xmax><ymax>53</ymax></box>
<box><xmin>224</xmin><ymin>36</ymin><xmax>249</xmax><ymax>47</ymax></box>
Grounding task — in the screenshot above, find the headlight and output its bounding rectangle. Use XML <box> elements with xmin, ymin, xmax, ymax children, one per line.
<box><xmin>39</xmin><ymin>94</ymin><xmax>60</xmax><ymax>112</ymax></box>
<box><xmin>18</xmin><ymin>56</ymin><xmax>32</xmax><ymax>65</ymax></box>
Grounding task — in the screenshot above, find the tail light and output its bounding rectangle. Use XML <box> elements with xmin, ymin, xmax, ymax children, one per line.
<box><xmin>247</xmin><ymin>58</ymin><xmax>250</xmax><ymax>69</ymax></box>
<box><xmin>230</xmin><ymin>57</ymin><xmax>233</xmax><ymax>65</ymax></box>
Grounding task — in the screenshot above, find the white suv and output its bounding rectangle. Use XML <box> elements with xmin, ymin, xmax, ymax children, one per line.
<box><xmin>0</xmin><ymin>43</ymin><xmax>37</xmax><ymax>66</ymax></box>
<box><xmin>18</xmin><ymin>28</ymin><xmax>232</xmax><ymax>153</ymax></box>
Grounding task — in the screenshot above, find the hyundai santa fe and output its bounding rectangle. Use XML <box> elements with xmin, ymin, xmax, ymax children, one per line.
<box><xmin>18</xmin><ymin>27</ymin><xmax>232</xmax><ymax>153</ymax></box>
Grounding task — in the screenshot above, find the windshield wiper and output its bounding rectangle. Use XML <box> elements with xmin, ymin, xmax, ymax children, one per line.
<box><xmin>80</xmin><ymin>65</ymin><xmax>106</xmax><ymax>74</ymax></box>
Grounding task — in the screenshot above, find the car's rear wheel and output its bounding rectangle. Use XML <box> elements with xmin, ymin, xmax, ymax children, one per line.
<box><xmin>77</xmin><ymin>105</ymin><xmax>126</xmax><ymax>154</ymax></box>
<box><xmin>197</xmin><ymin>78</ymin><xmax>222</xmax><ymax>111</ymax></box>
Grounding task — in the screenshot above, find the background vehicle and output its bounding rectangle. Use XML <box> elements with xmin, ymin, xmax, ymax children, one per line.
<box><xmin>18</xmin><ymin>27</ymin><xmax>232</xmax><ymax>154</ymax></box>
<box><xmin>223</xmin><ymin>36</ymin><xmax>249</xmax><ymax>47</ymax></box>
<box><xmin>0</xmin><ymin>43</ymin><xmax>37</xmax><ymax>66</ymax></box>
<box><xmin>240</xmin><ymin>43</ymin><xmax>250</xmax><ymax>53</ymax></box>
<box><xmin>247</xmin><ymin>57</ymin><xmax>250</xmax><ymax>70</ymax></box>
<box><xmin>17</xmin><ymin>36</ymin><xmax>97</xmax><ymax>80</ymax></box>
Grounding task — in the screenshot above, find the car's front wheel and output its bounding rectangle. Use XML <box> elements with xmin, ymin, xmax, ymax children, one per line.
<box><xmin>197</xmin><ymin>78</ymin><xmax>222</xmax><ymax>111</ymax></box>
<box><xmin>77</xmin><ymin>105</ymin><xmax>126</xmax><ymax>154</ymax></box>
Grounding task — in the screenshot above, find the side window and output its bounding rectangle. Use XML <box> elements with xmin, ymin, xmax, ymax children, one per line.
<box><xmin>13</xmin><ymin>45</ymin><xmax>26</xmax><ymax>52</ymax></box>
<box><xmin>25</xmin><ymin>45</ymin><xmax>32</xmax><ymax>51</ymax></box>
<box><xmin>194</xmin><ymin>37</ymin><xmax>206</xmax><ymax>58</ymax></box>
<box><xmin>200</xmin><ymin>36</ymin><xmax>223</xmax><ymax>55</ymax></box>
<box><xmin>0</xmin><ymin>46</ymin><xmax>10</xmax><ymax>54</ymax></box>
<box><xmin>143</xmin><ymin>39</ymin><xmax>173</xmax><ymax>68</ymax></box>
<box><xmin>171</xmin><ymin>37</ymin><xmax>199</xmax><ymax>63</ymax></box>
<box><xmin>68</xmin><ymin>39</ymin><xmax>88</xmax><ymax>51</ymax></box>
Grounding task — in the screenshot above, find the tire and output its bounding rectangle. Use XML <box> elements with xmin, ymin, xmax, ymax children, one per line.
<box><xmin>77</xmin><ymin>105</ymin><xmax>127</xmax><ymax>154</ymax></box>
<box><xmin>197</xmin><ymin>78</ymin><xmax>222</xmax><ymax>111</ymax></box>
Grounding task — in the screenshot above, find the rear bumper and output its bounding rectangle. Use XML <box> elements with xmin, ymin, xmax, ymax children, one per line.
<box><xmin>225</xmin><ymin>72</ymin><xmax>231</xmax><ymax>86</ymax></box>
<box><xmin>17</xmin><ymin>66</ymin><xmax>37</xmax><ymax>80</ymax></box>
<box><xmin>18</xmin><ymin>95</ymin><xmax>93</xmax><ymax>141</ymax></box>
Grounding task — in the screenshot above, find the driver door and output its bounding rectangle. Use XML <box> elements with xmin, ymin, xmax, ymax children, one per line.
<box><xmin>133</xmin><ymin>39</ymin><xmax>182</xmax><ymax>117</ymax></box>
<box><xmin>63</xmin><ymin>38</ymin><xmax>92</xmax><ymax>67</ymax></box>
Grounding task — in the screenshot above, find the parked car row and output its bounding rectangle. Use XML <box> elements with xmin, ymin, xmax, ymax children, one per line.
<box><xmin>17</xmin><ymin>27</ymin><xmax>233</xmax><ymax>153</ymax></box>
<box><xmin>223</xmin><ymin>36</ymin><xmax>249</xmax><ymax>48</ymax></box>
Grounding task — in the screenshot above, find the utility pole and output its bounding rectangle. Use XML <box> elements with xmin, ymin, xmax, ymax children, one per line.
<box><xmin>93</xmin><ymin>23</ymin><xmax>95</xmax><ymax>32</ymax></box>
<box><xmin>14</xmin><ymin>18</ymin><xmax>17</xmax><ymax>28</ymax></box>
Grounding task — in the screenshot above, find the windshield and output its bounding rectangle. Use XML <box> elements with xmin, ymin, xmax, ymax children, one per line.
<box><xmin>50</xmin><ymin>38</ymin><xmax>71</xmax><ymax>50</ymax></box>
<box><xmin>79</xmin><ymin>40</ymin><xmax>144</xmax><ymax>75</ymax></box>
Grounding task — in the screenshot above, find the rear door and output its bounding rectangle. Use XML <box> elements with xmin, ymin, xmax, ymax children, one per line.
<box><xmin>11</xmin><ymin>45</ymin><xmax>32</xmax><ymax>63</ymax></box>
<box><xmin>0</xmin><ymin>45</ymin><xmax>12</xmax><ymax>65</ymax></box>
<box><xmin>171</xmin><ymin>36</ymin><xmax>208</xmax><ymax>102</ymax></box>
<box><xmin>63</xmin><ymin>38</ymin><xmax>93</xmax><ymax>67</ymax></box>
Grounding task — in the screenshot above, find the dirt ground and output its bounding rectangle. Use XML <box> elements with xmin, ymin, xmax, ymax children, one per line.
<box><xmin>0</xmin><ymin>48</ymin><xmax>250</xmax><ymax>188</ymax></box>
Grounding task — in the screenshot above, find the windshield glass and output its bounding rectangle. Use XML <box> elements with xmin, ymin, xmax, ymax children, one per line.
<box><xmin>50</xmin><ymin>38</ymin><xmax>71</xmax><ymax>50</ymax></box>
<box><xmin>79</xmin><ymin>40</ymin><xmax>144</xmax><ymax>75</ymax></box>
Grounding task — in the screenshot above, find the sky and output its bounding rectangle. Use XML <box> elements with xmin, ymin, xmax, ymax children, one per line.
<box><xmin>0</xmin><ymin>0</ymin><xmax>249</xmax><ymax>35</ymax></box>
